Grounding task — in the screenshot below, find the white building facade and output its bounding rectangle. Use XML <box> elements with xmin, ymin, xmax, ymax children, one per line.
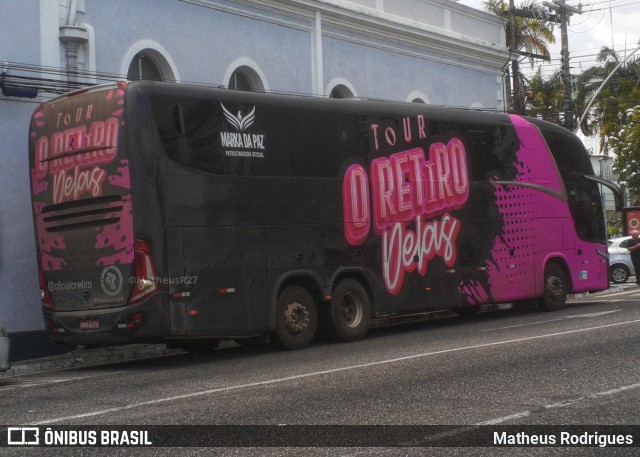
<box><xmin>0</xmin><ymin>0</ymin><xmax>507</xmax><ymax>333</ymax></box>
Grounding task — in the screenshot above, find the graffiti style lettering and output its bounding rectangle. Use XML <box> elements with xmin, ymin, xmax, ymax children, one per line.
<box><xmin>342</xmin><ymin>131</ymin><xmax>470</xmax><ymax>294</ymax></box>
<box><xmin>371</xmin><ymin>115</ymin><xmax>428</xmax><ymax>151</ymax></box>
<box><xmin>370</xmin><ymin>141</ymin><xmax>468</xmax><ymax>234</ymax></box>
<box><xmin>56</xmin><ymin>105</ymin><xmax>94</xmax><ymax>128</ymax></box>
<box><xmin>36</xmin><ymin>117</ymin><xmax>119</xmax><ymax>180</ymax></box>
<box><xmin>382</xmin><ymin>214</ymin><xmax>460</xmax><ymax>295</ymax></box>
<box><xmin>34</xmin><ymin>115</ymin><xmax>119</xmax><ymax>204</ymax></box>
<box><xmin>343</xmin><ymin>164</ymin><xmax>371</xmax><ymax>246</ymax></box>
<box><xmin>31</xmin><ymin>88</ymin><xmax>129</xmax><ymax>273</ymax></box>
<box><xmin>52</xmin><ymin>166</ymin><xmax>108</xmax><ymax>204</ymax></box>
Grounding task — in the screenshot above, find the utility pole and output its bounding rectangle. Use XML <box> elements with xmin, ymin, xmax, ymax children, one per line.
<box><xmin>509</xmin><ymin>0</ymin><xmax>521</xmax><ymax>114</ymax></box>
<box><xmin>507</xmin><ymin>3</ymin><xmax>560</xmax><ymax>114</ymax></box>
<box><xmin>560</xmin><ymin>6</ymin><xmax>573</xmax><ymax>130</ymax></box>
<box><xmin>544</xmin><ymin>1</ymin><xmax>582</xmax><ymax>131</ymax></box>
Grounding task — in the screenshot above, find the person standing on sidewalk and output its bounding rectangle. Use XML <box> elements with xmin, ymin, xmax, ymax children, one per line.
<box><xmin>627</xmin><ymin>230</ymin><xmax>640</xmax><ymax>285</ymax></box>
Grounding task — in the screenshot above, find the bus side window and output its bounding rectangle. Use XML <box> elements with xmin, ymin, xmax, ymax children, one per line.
<box><xmin>541</xmin><ymin>128</ymin><xmax>605</xmax><ymax>243</ymax></box>
<box><xmin>154</xmin><ymin>97</ymin><xmax>225</xmax><ymax>174</ymax></box>
<box><xmin>167</xmin><ymin>104</ymin><xmax>193</xmax><ymax>166</ymax></box>
<box><xmin>572</xmin><ymin>181</ymin><xmax>604</xmax><ymax>241</ymax></box>
<box><xmin>181</xmin><ymin>101</ymin><xmax>224</xmax><ymax>174</ymax></box>
<box><xmin>465</xmin><ymin>126</ymin><xmax>518</xmax><ymax>182</ymax></box>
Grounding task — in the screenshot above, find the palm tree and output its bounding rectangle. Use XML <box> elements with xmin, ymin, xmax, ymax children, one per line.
<box><xmin>483</xmin><ymin>0</ymin><xmax>556</xmax><ymax>113</ymax></box>
<box><xmin>525</xmin><ymin>68</ymin><xmax>563</xmax><ymax>123</ymax></box>
<box><xmin>569</xmin><ymin>43</ymin><xmax>640</xmax><ymax>199</ymax></box>
<box><xmin>574</xmin><ymin>46</ymin><xmax>640</xmax><ymax>146</ymax></box>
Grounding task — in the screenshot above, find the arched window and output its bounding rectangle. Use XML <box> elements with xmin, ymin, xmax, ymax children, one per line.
<box><xmin>329</xmin><ymin>84</ymin><xmax>354</xmax><ymax>99</ymax></box>
<box><xmin>407</xmin><ymin>91</ymin><xmax>430</xmax><ymax>104</ymax></box>
<box><xmin>227</xmin><ymin>65</ymin><xmax>266</xmax><ymax>92</ymax></box>
<box><xmin>127</xmin><ymin>52</ymin><xmax>163</xmax><ymax>81</ymax></box>
<box><xmin>229</xmin><ymin>70</ymin><xmax>253</xmax><ymax>91</ymax></box>
<box><xmin>121</xmin><ymin>41</ymin><xmax>180</xmax><ymax>83</ymax></box>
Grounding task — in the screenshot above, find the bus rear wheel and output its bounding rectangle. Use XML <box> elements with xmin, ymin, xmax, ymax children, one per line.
<box><xmin>273</xmin><ymin>286</ymin><xmax>318</xmax><ymax>350</ymax></box>
<box><xmin>539</xmin><ymin>262</ymin><xmax>568</xmax><ymax>311</ymax></box>
<box><xmin>321</xmin><ymin>279</ymin><xmax>371</xmax><ymax>342</ymax></box>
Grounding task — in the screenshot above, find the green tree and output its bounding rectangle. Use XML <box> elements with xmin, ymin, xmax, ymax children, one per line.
<box><xmin>610</xmin><ymin>105</ymin><xmax>640</xmax><ymax>203</ymax></box>
<box><xmin>483</xmin><ymin>0</ymin><xmax>556</xmax><ymax>112</ymax></box>
<box><xmin>575</xmin><ymin>46</ymin><xmax>640</xmax><ymax>142</ymax></box>
<box><xmin>525</xmin><ymin>68</ymin><xmax>563</xmax><ymax>123</ymax></box>
<box><xmin>570</xmin><ymin>44</ymin><xmax>640</xmax><ymax>201</ymax></box>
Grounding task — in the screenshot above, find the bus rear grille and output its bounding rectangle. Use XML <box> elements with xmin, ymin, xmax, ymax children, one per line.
<box><xmin>42</xmin><ymin>195</ymin><xmax>123</xmax><ymax>232</ymax></box>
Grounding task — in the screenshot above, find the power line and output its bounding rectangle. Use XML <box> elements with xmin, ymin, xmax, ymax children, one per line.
<box><xmin>580</xmin><ymin>0</ymin><xmax>640</xmax><ymax>11</ymax></box>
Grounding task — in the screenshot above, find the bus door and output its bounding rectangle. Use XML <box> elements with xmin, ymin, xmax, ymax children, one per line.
<box><xmin>167</xmin><ymin>225</ymin><xmax>248</xmax><ymax>336</ymax></box>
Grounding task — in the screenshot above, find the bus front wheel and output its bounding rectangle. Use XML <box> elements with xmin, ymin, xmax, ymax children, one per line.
<box><xmin>321</xmin><ymin>279</ymin><xmax>371</xmax><ymax>342</ymax></box>
<box><xmin>274</xmin><ymin>286</ymin><xmax>318</xmax><ymax>350</ymax></box>
<box><xmin>539</xmin><ymin>263</ymin><xmax>568</xmax><ymax>311</ymax></box>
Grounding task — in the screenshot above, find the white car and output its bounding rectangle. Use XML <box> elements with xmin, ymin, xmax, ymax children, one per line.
<box><xmin>608</xmin><ymin>236</ymin><xmax>636</xmax><ymax>284</ymax></box>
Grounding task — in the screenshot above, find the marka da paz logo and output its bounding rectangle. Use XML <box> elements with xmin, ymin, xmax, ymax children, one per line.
<box><xmin>220</xmin><ymin>103</ymin><xmax>266</xmax><ymax>157</ymax></box>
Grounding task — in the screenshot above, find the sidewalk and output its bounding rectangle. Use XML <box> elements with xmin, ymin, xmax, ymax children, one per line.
<box><xmin>0</xmin><ymin>343</ymin><xmax>172</xmax><ymax>378</ymax></box>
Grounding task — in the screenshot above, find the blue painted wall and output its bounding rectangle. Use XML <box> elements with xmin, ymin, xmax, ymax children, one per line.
<box><xmin>0</xmin><ymin>0</ymin><xmax>506</xmax><ymax>333</ymax></box>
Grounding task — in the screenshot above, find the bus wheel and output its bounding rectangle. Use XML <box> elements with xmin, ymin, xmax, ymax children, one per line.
<box><xmin>322</xmin><ymin>279</ymin><xmax>371</xmax><ymax>342</ymax></box>
<box><xmin>274</xmin><ymin>286</ymin><xmax>318</xmax><ymax>350</ymax></box>
<box><xmin>539</xmin><ymin>263</ymin><xmax>568</xmax><ymax>311</ymax></box>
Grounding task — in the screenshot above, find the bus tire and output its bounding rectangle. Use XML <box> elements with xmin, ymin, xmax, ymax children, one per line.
<box><xmin>322</xmin><ymin>279</ymin><xmax>371</xmax><ymax>342</ymax></box>
<box><xmin>539</xmin><ymin>262</ymin><xmax>568</xmax><ymax>311</ymax></box>
<box><xmin>273</xmin><ymin>286</ymin><xmax>318</xmax><ymax>350</ymax></box>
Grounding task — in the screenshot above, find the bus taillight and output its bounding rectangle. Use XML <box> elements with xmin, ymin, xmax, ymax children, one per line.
<box><xmin>129</xmin><ymin>239</ymin><xmax>159</xmax><ymax>305</ymax></box>
<box><xmin>37</xmin><ymin>254</ymin><xmax>54</xmax><ymax>310</ymax></box>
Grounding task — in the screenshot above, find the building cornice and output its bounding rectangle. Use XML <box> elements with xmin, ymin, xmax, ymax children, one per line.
<box><xmin>180</xmin><ymin>0</ymin><xmax>509</xmax><ymax>74</ymax></box>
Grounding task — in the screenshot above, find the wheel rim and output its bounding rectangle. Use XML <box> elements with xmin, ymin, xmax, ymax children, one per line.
<box><xmin>612</xmin><ymin>268</ymin><xmax>627</xmax><ymax>283</ymax></box>
<box><xmin>546</xmin><ymin>274</ymin><xmax>565</xmax><ymax>301</ymax></box>
<box><xmin>339</xmin><ymin>292</ymin><xmax>364</xmax><ymax>329</ymax></box>
<box><xmin>283</xmin><ymin>300</ymin><xmax>309</xmax><ymax>335</ymax></box>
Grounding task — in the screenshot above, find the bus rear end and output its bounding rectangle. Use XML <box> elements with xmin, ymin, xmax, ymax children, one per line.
<box><xmin>29</xmin><ymin>84</ymin><xmax>159</xmax><ymax>344</ymax></box>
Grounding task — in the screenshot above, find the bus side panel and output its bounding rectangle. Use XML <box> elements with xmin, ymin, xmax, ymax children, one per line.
<box><xmin>485</xmin><ymin>116</ymin><xmax>568</xmax><ymax>301</ymax></box>
<box><xmin>166</xmin><ymin>226</ymin><xmax>187</xmax><ymax>336</ymax></box>
<box><xmin>244</xmin><ymin>225</ymin><xmax>270</xmax><ymax>334</ymax></box>
<box><xmin>182</xmin><ymin>226</ymin><xmax>247</xmax><ymax>336</ymax></box>
<box><xmin>488</xmin><ymin>115</ymin><xmax>608</xmax><ymax>299</ymax></box>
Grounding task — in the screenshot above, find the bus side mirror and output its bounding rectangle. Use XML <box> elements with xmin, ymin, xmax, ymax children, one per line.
<box><xmin>579</xmin><ymin>174</ymin><xmax>622</xmax><ymax>212</ymax></box>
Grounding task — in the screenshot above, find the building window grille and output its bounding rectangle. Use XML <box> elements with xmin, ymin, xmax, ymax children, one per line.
<box><xmin>127</xmin><ymin>52</ymin><xmax>163</xmax><ymax>81</ymax></box>
<box><xmin>229</xmin><ymin>71</ymin><xmax>253</xmax><ymax>91</ymax></box>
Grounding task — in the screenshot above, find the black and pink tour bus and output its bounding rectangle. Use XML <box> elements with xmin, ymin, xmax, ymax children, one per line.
<box><xmin>29</xmin><ymin>81</ymin><xmax>621</xmax><ymax>350</ymax></box>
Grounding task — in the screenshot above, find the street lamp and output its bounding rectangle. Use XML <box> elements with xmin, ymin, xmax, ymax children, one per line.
<box><xmin>577</xmin><ymin>46</ymin><xmax>640</xmax><ymax>133</ymax></box>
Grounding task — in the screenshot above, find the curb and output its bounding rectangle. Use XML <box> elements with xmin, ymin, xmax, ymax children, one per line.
<box><xmin>0</xmin><ymin>340</ymin><xmax>240</xmax><ymax>378</ymax></box>
<box><xmin>0</xmin><ymin>344</ymin><xmax>172</xmax><ymax>378</ymax></box>
<box><xmin>571</xmin><ymin>285</ymin><xmax>624</xmax><ymax>299</ymax></box>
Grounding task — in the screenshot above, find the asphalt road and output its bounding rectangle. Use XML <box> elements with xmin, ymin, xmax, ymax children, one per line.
<box><xmin>2</xmin><ymin>286</ymin><xmax>640</xmax><ymax>455</ymax></box>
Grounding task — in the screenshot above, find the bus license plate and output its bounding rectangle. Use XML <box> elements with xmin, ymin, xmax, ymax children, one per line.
<box><xmin>79</xmin><ymin>318</ymin><xmax>100</xmax><ymax>330</ymax></box>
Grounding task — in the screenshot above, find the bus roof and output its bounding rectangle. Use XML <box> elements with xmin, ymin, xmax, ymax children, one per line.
<box><xmin>124</xmin><ymin>80</ymin><xmax>514</xmax><ymax>127</ymax></box>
